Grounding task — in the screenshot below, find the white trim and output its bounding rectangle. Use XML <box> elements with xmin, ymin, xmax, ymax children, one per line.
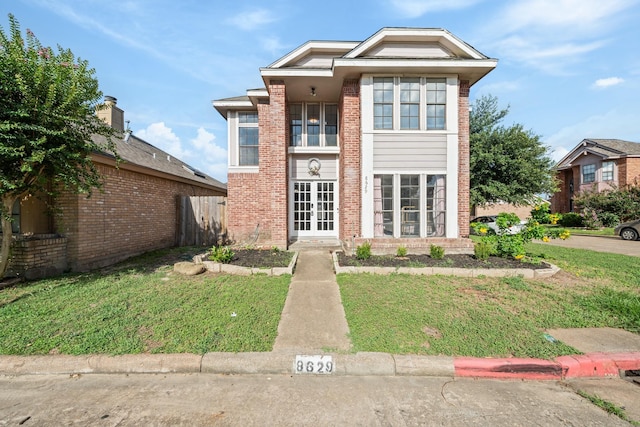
<box><xmin>267</xmin><ymin>41</ymin><xmax>358</xmax><ymax>69</ymax></box>
<box><xmin>446</xmin><ymin>133</ymin><xmax>459</xmax><ymax>238</ymax></box>
<box><xmin>228</xmin><ymin>166</ymin><xmax>259</xmax><ymax>174</ymax></box>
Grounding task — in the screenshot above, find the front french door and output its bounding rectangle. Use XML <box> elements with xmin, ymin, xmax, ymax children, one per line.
<box><xmin>291</xmin><ymin>181</ymin><xmax>337</xmax><ymax>238</ymax></box>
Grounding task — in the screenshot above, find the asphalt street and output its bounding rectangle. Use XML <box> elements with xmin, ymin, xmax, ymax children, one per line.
<box><xmin>544</xmin><ymin>234</ymin><xmax>640</xmax><ymax>256</ymax></box>
<box><xmin>0</xmin><ymin>373</ymin><xmax>632</xmax><ymax>426</ymax></box>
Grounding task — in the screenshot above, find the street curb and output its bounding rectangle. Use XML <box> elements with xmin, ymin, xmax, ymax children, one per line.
<box><xmin>1</xmin><ymin>351</ymin><xmax>638</xmax><ymax>379</ymax></box>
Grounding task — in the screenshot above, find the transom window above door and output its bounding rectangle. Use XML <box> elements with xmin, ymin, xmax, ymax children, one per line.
<box><xmin>290</xmin><ymin>103</ymin><xmax>338</xmax><ymax>148</ymax></box>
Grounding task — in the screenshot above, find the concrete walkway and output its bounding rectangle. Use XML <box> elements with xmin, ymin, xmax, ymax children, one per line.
<box><xmin>273</xmin><ymin>249</ymin><xmax>352</xmax><ymax>353</ymax></box>
<box><xmin>545</xmin><ymin>234</ymin><xmax>640</xmax><ymax>257</ymax></box>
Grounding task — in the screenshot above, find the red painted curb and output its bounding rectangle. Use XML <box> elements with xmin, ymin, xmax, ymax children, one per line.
<box><xmin>454</xmin><ymin>357</ymin><xmax>565</xmax><ymax>380</ymax></box>
<box><xmin>556</xmin><ymin>352</ymin><xmax>640</xmax><ymax>378</ymax></box>
<box><xmin>454</xmin><ymin>352</ymin><xmax>640</xmax><ymax>380</ymax></box>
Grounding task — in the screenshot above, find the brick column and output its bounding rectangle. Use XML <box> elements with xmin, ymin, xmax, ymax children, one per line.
<box><xmin>261</xmin><ymin>80</ymin><xmax>288</xmax><ymax>247</ymax></box>
<box><xmin>458</xmin><ymin>80</ymin><xmax>470</xmax><ymax>237</ymax></box>
<box><xmin>339</xmin><ymin>79</ymin><xmax>361</xmax><ymax>241</ymax></box>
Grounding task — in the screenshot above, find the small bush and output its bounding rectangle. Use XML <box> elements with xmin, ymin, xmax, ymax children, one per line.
<box><xmin>356</xmin><ymin>242</ymin><xmax>372</xmax><ymax>260</ymax></box>
<box><xmin>558</xmin><ymin>212</ymin><xmax>584</xmax><ymax>227</ymax></box>
<box><xmin>530</xmin><ymin>204</ymin><xmax>551</xmax><ymax>224</ymax></box>
<box><xmin>209</xmin><ymin>246</ymin><xmax>235</xmax><ymax>263</ymax></box>
<box><xmin>598</xmin><ymin>212</ymin><xmax>619</xmax><ymax>228</ymax></box>
<box><xmin>396</xmin><ymin>246</ymin><xmax>407</xmax><ymax>257</ymax></box>
<box><xmin>474</xmin><ymin>241</ymin><xmax>493</xmax><ymax>260</ymax></box>
<box><xmin>430</xmin><ymin>244</ymin><xmax>445</xmax><ymax>259</ymax></box>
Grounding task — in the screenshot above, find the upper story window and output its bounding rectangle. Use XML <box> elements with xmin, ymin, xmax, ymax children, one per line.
<box><xmin>602</xmin><ymin>161</ymin><xmax>614</xmax><ymax>181</ymax></box>
<box><xmin>426</xmin><ymin>79</ymin><xmax>446</xmax><ymax>130</ymax></box>
<box><xmin>400</xmin><ymin>78</ymin><xmax>420</xmax><ymax>130</ymax></box>
<box><xmin>289</xmin><ymin>103</ymin><xmax>338</xmax><ymax>147</ymax></box>
<box><xmin>238</xmin><ymin>111</ymin><xmax>259</xmax><ymax>166</ymax></box>
<box><xmin>373</xmin><ymin>77</ymin><xmax>447</xmax><ymax>131</ymax></box>
<box><xmin>374</xmin><ymin>77</ymin><xmax>394</xmax><ymax>129</ymax></box>
<box><xmin>582</xmin><ymin>163</ymin><xmax>595</xmax><ymax>184</ymax></box>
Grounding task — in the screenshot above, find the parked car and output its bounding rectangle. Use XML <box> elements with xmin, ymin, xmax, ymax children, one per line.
<box><xmin>470</xmin><ymin>215</ymin><xmax>524</xmax><ymax>235</ymax></box>
<box><xmin>614</xmin><ymin>219</ymin><xmax>640</xmax><ymax>241</ymax></box>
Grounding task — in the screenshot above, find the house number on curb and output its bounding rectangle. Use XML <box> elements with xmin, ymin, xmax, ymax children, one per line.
<box><xmin>294</xmin><ymin>355</ymin><xmax>334</xmax><ymax>374</ymax></box>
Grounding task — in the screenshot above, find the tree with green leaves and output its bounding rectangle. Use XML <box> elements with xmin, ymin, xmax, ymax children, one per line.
<box><xmin>469</xmin><ymin>94</ymin><xmax>556</xmax><ymax>208</ymax></box>
<box><xmin>0</xmin><ymin>14</ymin><xmax>117</xmax><ymax>278</ymax></box>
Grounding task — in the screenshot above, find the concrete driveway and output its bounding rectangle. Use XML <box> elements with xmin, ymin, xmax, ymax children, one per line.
<box><xmin>544</xmin><ymin>234</ymin><xmax>640</xmax><ymax>257</ymax></box>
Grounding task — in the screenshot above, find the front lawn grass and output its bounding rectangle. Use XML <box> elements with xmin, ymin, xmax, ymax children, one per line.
<box><xmin>0</xmin><ymin>248</ymin><xmax>290</xmax><ymax>355</ymax></box>
<box><xmin>337</xmin><ymin>242</ymin><xmax>640</xmax><ymax>358</ymax></box>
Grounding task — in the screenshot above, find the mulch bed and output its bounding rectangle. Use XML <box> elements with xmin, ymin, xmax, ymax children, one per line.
<box><xmin>336</xmin><ymin>252</ymin><xmax>550</xmax><ymax>269</ymax></box>
<box><xmin>226</xmin><ymin>249</ymin><xmax>294</xmax><ymax>268</ymax></box>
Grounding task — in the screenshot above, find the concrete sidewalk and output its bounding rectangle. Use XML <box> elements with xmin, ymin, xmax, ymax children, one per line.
<box><xmin>272</xmin><ymin>249</ymin><xmax>352</xmax><ymax>353</ymax></box>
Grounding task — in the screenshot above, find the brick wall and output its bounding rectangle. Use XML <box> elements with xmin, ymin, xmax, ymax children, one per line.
<box><xmin>227</xmin><ymin>80</ymin><xmax>288</xmax><ymax>248</ymax></box>
<box><xmin>6</xmin><ymin>234</ymin><xmax>68</xmax><ymax>280</ymax></box>
<box><xmin>55</xmin><ymin>162</ymin><xmax>219</xmax><ymax>272</ymax></box>
<box><xmin>457</xmin><ymin>80</ymin><xmax>470</xmax><ymax>237</ymax></box>
<box><xmin>339</xmin><ymin>79</ymin><xmax>361</xmax><ymax>241</ymax></box>
<box><xmin>619</xmin><ymin>157</ymin><xmax>640</xmax><ymax>187</ymax></box>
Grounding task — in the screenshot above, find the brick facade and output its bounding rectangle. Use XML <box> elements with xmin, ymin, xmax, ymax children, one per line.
<box><xmin>457</xmin><ymin>80</ymin><xmax>471</xmax><ymax>237</ymax></box>
<box><xmin>226</xmin><ymin>80</ymin><xmax>288</xmax><ymax>248</ymax></box>
<box><xmin>6</xmin><ymin>234</ymin><xmax>68</xmax><ymax>280</ymax></box>
<box><xmin>339</xmin><ymin>79</ymin><xmax>361</xmax><ymax>241</ymax></box>
<box><xmin>55</xmin><ymin>162</ymin><xmax>219</xmax><ymax>272</ymax></box>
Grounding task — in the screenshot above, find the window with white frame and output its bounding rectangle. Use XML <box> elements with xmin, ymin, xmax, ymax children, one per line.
<box><xmin>582</xmin><ymin>164</ymin><xmax>595</xmax><ymax>184</ymax></box>
<box><xmin>400</xmin><ymin>78</ymin><xmax>420</xmax><ymax>129</ymax></box>
<box><xmin>289</xmin><ymin>103</ymin><xmax>339</xmax><ymax>147</ymax></box>
<box><xmin>373</xmin><ymin>77</ymin><xmax>394</xmax><ymax>130</ymax></box>
<box><xmin>373</xmin><ymin>174</ymin><xmax>446</xmax><ymax>238</ymax></box>
<box><xmin>602</xmin><ymin>161</ymin><xmax>614</xmax><ymax>181</ymax></box>
<box><xmin>238</xmin><ymin>111</ymin><xmax>259</xmax><ymax>166</ymax></box>
<box><xmin>373</xmin><ymin>77</ymin><xmax>447</xmax><ymax>130</ymax></box>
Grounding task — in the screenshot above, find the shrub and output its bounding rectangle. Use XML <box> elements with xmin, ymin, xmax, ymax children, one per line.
<box><xmin>210</xmin><ymin>246</ymin><xmax>235</xmax><ymax>263</ymax></box>
<box><xmin>559</xmin><ymin>213</ymin><xmax>584</xmax><ymax>227</ymax></box>
<box><xmin>355</xmin><ymin>242</ymin><xmax>372</xmax><ymax>260</ymax></box>
<box><xmin>396</xmin><ymin>246</ymin><xmax>407</xmax><ymax>257</ymax></box>
<box><xmin>430</xmin><ymin>244</ymin><xmax>445</xmax><ymax>259</ymax></box>
<box><xmin>474</xmin><ymin>241</ymin><xmax>493</xmax><ymax>260</ymax></box>
<box><xmin>582</xmin><ymin>208</ymin><xmax>601</xmax><ymax>229</ymax></box>
<box><xmin>530</xmin><ymin>204</ymin><xmax>551</xmax><ymax>224</ymax></box>
<box><xmin>598</xmin><ymin>212</ymin><xmax>619</xmax><ymax>228</ymax></box>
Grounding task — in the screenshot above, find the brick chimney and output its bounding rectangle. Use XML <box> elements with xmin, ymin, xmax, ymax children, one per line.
<box><xmin>97</xmin><ymin>95</ymin><xmax>125</xmax><ymax>132</ymax></box>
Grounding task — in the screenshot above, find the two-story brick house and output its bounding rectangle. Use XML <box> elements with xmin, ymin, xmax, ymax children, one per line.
<box><xmin>213</xmin><ymin>28</ymin><xmax>496</xmax><ymax>252</ymax></box>
<box><xmin>550</xmin><ymin>139</ymin><xmax>640</xmax><ymax>213</ymax></box>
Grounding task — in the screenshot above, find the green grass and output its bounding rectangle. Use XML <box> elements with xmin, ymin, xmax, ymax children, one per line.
<box><xmin>544</xmin><ymin>225</ymin><xmax>615</xmax><ymax>236</ymax></box>
<box><xmin>0</xmin><ymin>248</ymin><xmax>290</xmax><ymax>355</ymax></box>
<box><xmin>577</xmin><ymin>391</ymin><xmax>640</xmax><ymax>426</ymax></box>
<box><xmin>337</xmin><ymin>242</ymin><xmax>640</xmax><ymax>358</ymax></box>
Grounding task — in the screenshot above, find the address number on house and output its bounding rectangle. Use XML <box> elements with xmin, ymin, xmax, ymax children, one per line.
<box><xmin>294</xmin><ymin>355</ymin><xmax>334</xmax><ymax>374</ymax></box>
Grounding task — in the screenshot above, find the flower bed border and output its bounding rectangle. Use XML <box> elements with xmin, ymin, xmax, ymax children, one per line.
<box><xmin>193</xmin><ymin>252</ymin><xmax>298</xmax><ymax>276</ymax></box>
<box><xmin>332</xmin><ymin>252</ymin><xmax>559</xmax><ymax>278</ymax></box>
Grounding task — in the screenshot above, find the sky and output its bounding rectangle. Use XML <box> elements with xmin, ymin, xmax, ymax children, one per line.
<box><xmin>2</xmin><ymin>0</ymin><xmax>640</xmax><ymax>183</ymax></box>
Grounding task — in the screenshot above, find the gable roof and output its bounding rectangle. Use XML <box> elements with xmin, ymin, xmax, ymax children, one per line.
<box><xmin>555</xmin><ymin>138</ymin><xmax>640</xmax><ymax>170</ymax></box>
<box><xmin>94</xmin><ymin>133</ymin><xmax>227</xmax><ymax>193</ymax></box>
<box><xmin>214</xmin><ymin>27</ymin><xmax>496</xmax><ymax>117</ymax></box>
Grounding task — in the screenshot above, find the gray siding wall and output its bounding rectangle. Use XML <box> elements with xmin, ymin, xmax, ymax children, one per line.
<box><xmin>290</xmin><ymin>154</ymin><xmax>338</xmax><ymax>179</ymax></box>
<box><xmin>373</xmin><ymin>133</ymin><xmax>447</xmax><ymax>170</ymax></box>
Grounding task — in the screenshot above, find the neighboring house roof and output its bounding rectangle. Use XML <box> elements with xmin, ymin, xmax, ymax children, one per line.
<box><xmin>213</xmin><ymin>27</ymin><xmax>497</xmax><ymax>118</ymax></box>
<box><xmin>555</xmin><ymin>139</ymin><xmax>640</xmax><ymax>170</ymax></box>
<box><xmin>93</xmin><ymin>132</ymin><xmax>227</xmax><ymax>193</ymax></box>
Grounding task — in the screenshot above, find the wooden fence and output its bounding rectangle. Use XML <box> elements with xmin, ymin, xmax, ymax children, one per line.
<box><xmin>176</xmin><ymin>196</ymin><xmax>227</xmax><ymax>247</ymax></box>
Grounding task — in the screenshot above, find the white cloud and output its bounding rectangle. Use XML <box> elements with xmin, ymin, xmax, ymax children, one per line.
<box><xmin>480</xmin><ymin>0</ymin><xmax>637</xmax><ymax>73</ymax></box>
<box><xmin>496</xmin><ymin>0</ymin><xmax>635</xmax><ymax>35</ymax></box>
<box><xmin>191</xmin><ymin>128</ymin><xmax>228</xmax><ymax>182</ymax></box>
<box><xmin>136</xmin><ymin>122</ymin><xmax>191</xmax><ymax>160</ymax></box>
<box><xmin>227</xmin><ymin>9</ymin><xmax>277</xmax><ymax>31</ymax></box>
<box><xmin>593</xmin><ymin>77</ymin><xmax>625</xmax><ymax>88</ymax></box>
<box><xmin>388</xmin><ymin>0</ymin><xmax>483</xmax><ymax>17</ymax></box>
<box><xmin>261</xmin><ymin>36</ymin><xmax>288</xmax><ymax>56</ymax></box>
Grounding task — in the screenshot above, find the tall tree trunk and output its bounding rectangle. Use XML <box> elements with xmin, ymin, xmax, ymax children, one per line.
<box><xmin>0</xmin><ymin>196</ymin><xmax>17</xmax><ymax>279</ymax></box>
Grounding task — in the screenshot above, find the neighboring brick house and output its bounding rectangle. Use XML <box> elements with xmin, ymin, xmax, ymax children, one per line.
<box><xmin>5</xmin><ymin>97</ymin><xmax>226</xmax><ymax>279</ymax></box>
<box><xmin>213</xmin><ymin>28</ymin><xmax>496</xmax><ymax>252</ymax></box>
<box><xmin>550</xmin><ymin>139</ymin><xmax>640</xmax><ymax>213</ymax></box>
